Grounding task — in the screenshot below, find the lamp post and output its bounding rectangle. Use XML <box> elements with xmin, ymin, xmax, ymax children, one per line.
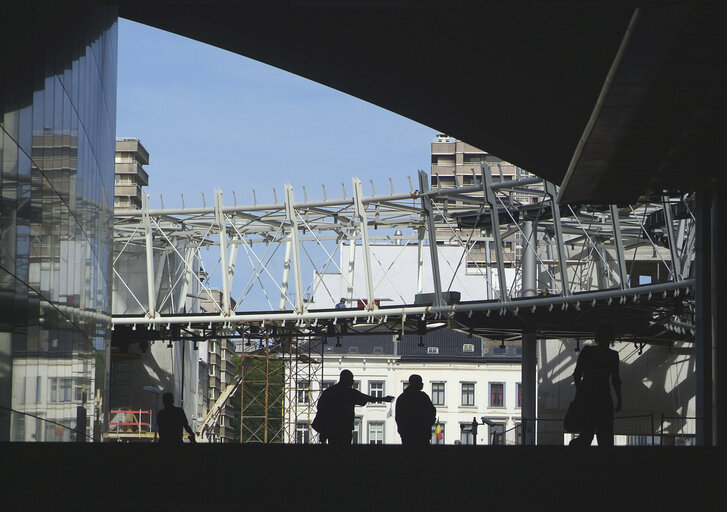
<box><xmin>460</xmin><ymin>416</ymin><xmax>497</xmax><ymax>445</ymax></box>
<box><xmin>143</xmin><ymin>386</ymin><xmax>163</xmax><ymax>442</ymax></box>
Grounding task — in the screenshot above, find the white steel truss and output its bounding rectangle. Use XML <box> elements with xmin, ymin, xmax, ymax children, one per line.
<box><xmin>112</xmin><ymin>166</ymin><xmax>696</xmax><ymax>341</ymax></box>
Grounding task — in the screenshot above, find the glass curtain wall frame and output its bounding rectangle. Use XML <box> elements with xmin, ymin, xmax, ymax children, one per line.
<box><xmin>0</xmin><ymin>1</ymin><xmax>118</xmax><ymax>442</ymax></box>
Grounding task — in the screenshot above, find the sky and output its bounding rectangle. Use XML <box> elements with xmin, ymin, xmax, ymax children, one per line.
<box><xmin>116</xmin><ymin>19</ymin><xmax>439</xmax><ymax>210</ymax></box>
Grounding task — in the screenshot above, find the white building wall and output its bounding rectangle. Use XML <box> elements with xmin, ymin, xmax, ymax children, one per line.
<box><xmin>312</xmin><ymin>243</ymin><xmax>516</xmax><ymax>309</ymax></box>
<box><xmin>310</xmin><ymin>349</ymin><xmax>522</xmax><ymax>445</ymax></box>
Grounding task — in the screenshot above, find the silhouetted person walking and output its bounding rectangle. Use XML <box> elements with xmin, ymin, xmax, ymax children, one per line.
<box><xmin>312</xmin><ymin>369</ymin><xmax>394</xmax><ymax>446</ymax></box>
<box><xmin>157</xmin><ymin>392</ymin><xmax>196</xmax><ymax>444</ymax></box>
<box><xmin>395</xmin><ymin>374</ymin><xmax>436</xmax><ymax>447</ymax></box>
<box><xmin>570</xmin><ymin>325</ymin><xmax>622</xmax><ymax>447</ymax></box>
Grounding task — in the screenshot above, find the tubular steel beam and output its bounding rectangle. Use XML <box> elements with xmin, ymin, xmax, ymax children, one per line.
<box><xmin>482</xmin><ymin>165</ymin><xmax>508</xmax><ymax>301</ymax></box>
<box><xmin>418</xmin><ymin>170</ymin><xmax>443</xmax><ymax>307</ymax></box>
<box><xmin>545</xmin><ymin>182</ymin><xmax>570</xmax><ymax>296</ymax></box>
<box><xmin>610</xmin><ymin>204</ymin><xmax>630</xmax><ymax>289</ymax></box>
<box><xmin>285</xmin><ymin>185</ymin><xmax>305</xmax><ymax>314</ymax></box>
<box><xmin>142</xmin><ymin>193</ymin><xmax>157</xmax><ymax>319</ymax></box>
<box><xmin>353</xmin><ymin>178</ymin><xmax>376</xmax><ymax>310</ymax></box>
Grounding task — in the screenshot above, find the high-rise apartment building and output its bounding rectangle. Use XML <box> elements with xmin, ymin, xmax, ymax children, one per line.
<box><xmin>114</xmin><ymin>139</ymin><xmax>149</xmax><ymax>209</ymax></box>
<box><xmin>430</xmin><ymin>134</ymin><xmax>521</xmax><ymax>188</ymax></box>
<box><xmin>430</xmin><ymin>135</ymin><xmax>535</xmax><ymax>266</ymax></box>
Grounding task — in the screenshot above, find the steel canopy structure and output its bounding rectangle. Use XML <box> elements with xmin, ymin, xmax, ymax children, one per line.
<box><xmin>112</xmin><ymin>168</ymin><xmax>696</xmax><ymax>345</ymax></box>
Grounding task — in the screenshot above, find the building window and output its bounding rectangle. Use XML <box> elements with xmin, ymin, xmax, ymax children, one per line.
<box><xmin>489</xmin><ymin>423</ymin><xmax>506</xmax><ymax>445</ymax></box>
<box><xmin>49</xmin><ymin>378</ymin><xmax>74</xmax><ymax>403</ymax></box>
<box><xmin>373</xmin><ymin>346</ymin><xmax>383</xmax><ymax>353</ymax></box>
<box><xmin>369</xmin><ymin>381</ymin><xmax>384</xmax><ymax>402</ymax></box>
<box><xmin>352</xmin><ymin>418</ymin><xmax>362</xmax><ymax>444</ymax></box>
<box><xmin>515</xmin><ymin>423</ymin><xmax>523</xmax><ymax>445</ymax></box>
<box><xmin>461</xmin><ymin>383</ymin><xmax>475</xmax><ymax>407</ymax></box>
<box><xmin>353</xmin><ymin>381</ymin><xmax>360</xmax><ymax>391</ymax></box>
<box><xmin>295</xmin><ymin>422</ymin><xmax>310</xmax><ymax>444</ymax></box>
<box><xmin>432</xmin><ymin>382</ymin><xmax>445</xmax><ymax>406</ymax></box>
<box><xmin>460</xmin><ymin>423</ymin><xmax>474</xmax><ymax>445</ymax></box>
<box><xmin>463</xmin><ymin>343</ymin><xmax>475</xmax><ymax>353</ymax></box>
<box><xmin>297</xmin><ymin>380</ymin><xmax>310</xmax><ymax>404</ymax></box>
<box><xmin>321</xmin><ymin>380</ymin><xmax>335</xmax><ymax>390</ymax></box>
<box><xmin>516</xmin><ymin>383</ymin><xmax>522</xmax><ymax>408</ymax></box>
<box><xmin>489</xmin><ymin>383</ymin><xmax>504</xmax><ymax>408</ymax></box>
<box><xmin>427</xmin><ymin>346</ymin><xmax>439</xmax><ymax>354</ymax></box>
<box><xmin>432</xmin><ymin>423</ymin><xmax>445</xmax><ymax>445</ymax></box>
<box><xmin>368</xmin><ymin>422</ymin><xmax>384</xmax><ymax>444</ymax></box>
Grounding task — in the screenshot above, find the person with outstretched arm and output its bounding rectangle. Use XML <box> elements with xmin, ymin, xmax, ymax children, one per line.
<box><xmin>313</xmin><ymin>369</ymin><xmax>393</xmax><ymax>446</ymax></box>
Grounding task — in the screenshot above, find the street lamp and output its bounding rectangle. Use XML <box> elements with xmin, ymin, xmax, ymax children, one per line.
<box><xmin>143</xmin><ymin>386</ymin><xmax>163</xmax><ymax>442</ymax></box>
<box><xmin>459</xmin><ymin>416</ymin><xmax>497</xmax><ymax>446</ymax></box>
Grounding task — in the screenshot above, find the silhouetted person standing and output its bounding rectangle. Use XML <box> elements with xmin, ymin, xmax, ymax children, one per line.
<box><xmin>157</xmin><ymin>392</ymin><xmax>196</xmax><ymax>444</ymax></box>
<box><xmin>395</xmin><ymin>374</ymin><xmax>436</xmax><ymax>447</ymax></box>
<box><xmin>570</xmin><ymin>325</ymin><xmax>622</xmax><ymax>447</ymax></box>
<box><xmin>313</xmin><ymin>369</ymin><xmax>394</xmax><ymax>446</ymax></box>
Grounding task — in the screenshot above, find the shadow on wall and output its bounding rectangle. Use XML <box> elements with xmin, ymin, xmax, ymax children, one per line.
<box><xmin>537</xmin><ymin>338</ymin><xmax>695</xmax><ymax>444</ymax></box>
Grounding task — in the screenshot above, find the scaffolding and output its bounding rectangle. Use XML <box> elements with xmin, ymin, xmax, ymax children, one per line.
<box><xmin>283</xmin><ymin>333</ymin><xmax>324</xmax><ymax>444</ymax></box>
<box><xmin>236</xmin><ymin>327</ymin><xmax>323</xmax><ymax>444</ymax></box>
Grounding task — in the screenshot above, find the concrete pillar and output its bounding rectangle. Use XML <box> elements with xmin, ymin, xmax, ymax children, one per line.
<box><xmin>695</xmin><ymin>191</ymin><xmax>712</xmax><ymax>445</ymax></box>
<box><xmin>521</xmin><ymin>220</ymin><xmax>537</xmax><ymax>444</ymax></box>
<box><xmin>711</xmin><ymin>189</ymin><xmax>727</xmax><ymax>446</ymax></box>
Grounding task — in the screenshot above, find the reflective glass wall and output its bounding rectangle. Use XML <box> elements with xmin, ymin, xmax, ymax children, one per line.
<box><xmin>0</xmin><ymin>1</ymin><xmax>118</xmax><ymax>441</ymax></box>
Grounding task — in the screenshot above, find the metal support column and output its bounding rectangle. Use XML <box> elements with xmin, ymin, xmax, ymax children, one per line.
<box><xmin>522</xmin><ymin>221</ymin><xmax>537</xmax><ymax>297</ymax></box>
<box><xmin>481</xmin><ymin>165</ymin><xmax>508</xmax><ymax>301</ymax></box>
<box><xmin>610</xmin><ymin>204</ymin><xmax>629</xmax><ymax>289</ymax></box>
<box><xmin>215</xmin><ymin>190</ymin><xmax>232</xmax><ymax>316</ymax></box>
<box><xmin>416</xmin><ymin>226</ymin><xmax>425</xmax><ymax>295</ymax></box>
<box><xmin>662</xmin><ymin>195</ymin><xmax>681</xmax><ymax>281</ymax></box>
<box><xmin>353</xmin><ymin>178</ymin><xmax>376</xmax><ymax>310</ymax></box>
<box><xmin>175</xmin><ymin>243</ymin><xmax>197</xmax><ymax>313</ymax></box>
<box><xmin>521</xmin><ymin>221</ymin><xmax>537</xmax><ymax>445</ymax></box>
<box><xmin>284</xmin><ymin>185</ymin><xmax>305</xmax><ymax>314</ymax></box>
<box><xmin>142</xmin><ymin>193</ymin><xmax>157</xmax><ymax>318</ymax></box>
<box><xmin>280</xmin><ymin>239</ymin><xmax>292</xmax><ymax>310</ymax></box>
<box><xmin>346</xmin><ymin>234</ymin><xmax>356</xmax><ymax>304</ymax></box>
<box><xmin>545</xmin><ymin>182</ymin><xmax>570</xmax><ymax>296</ymax></box>
<box><xmin>418</xmin><ymin>170</ymin><xmax>443</xmax><ymax>307</ymax></box>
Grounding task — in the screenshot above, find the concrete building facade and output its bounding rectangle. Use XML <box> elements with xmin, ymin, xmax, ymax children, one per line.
<box><xmin>114</xmin><ymin>139</ymin><xmax>149</xmax><ymax>209</ymax></box>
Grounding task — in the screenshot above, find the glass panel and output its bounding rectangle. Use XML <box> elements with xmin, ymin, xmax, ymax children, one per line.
<box><xmin>1</xmin><ymin>5</ymin><xmax>117</xmax><ymax>442</ymax></box>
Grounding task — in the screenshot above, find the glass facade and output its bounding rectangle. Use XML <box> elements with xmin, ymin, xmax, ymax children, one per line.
<box><xmin>0</xmin><ymin>3</ymin><xmax>118</xmax><ymax>441</ymax></box>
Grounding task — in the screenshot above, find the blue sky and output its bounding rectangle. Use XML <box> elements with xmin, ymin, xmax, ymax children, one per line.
<box><xmin>116</xmin><ymin>19</ymin><xmax>438</xmax><ymax>209</ymax></box>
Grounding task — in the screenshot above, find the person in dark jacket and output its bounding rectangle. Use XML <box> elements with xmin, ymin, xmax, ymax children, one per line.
<box><xmin>395</xmin><ymin>374</ymin><xmax>436</xmax><ymax>447</ymax></box>
<box><xmin>570</xmin><ymin>325</ymin><xmax>622</xmax><ymax>447</ymax></box>
<box><xmin>157</xmin><ymin>392</ymin><xmax>196</xmax><ymax>444</ymax></box>
<box><xmin>312</xmin><ymin>369</ymin><xmax>393</xmax><ymax>446</ymax></box>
